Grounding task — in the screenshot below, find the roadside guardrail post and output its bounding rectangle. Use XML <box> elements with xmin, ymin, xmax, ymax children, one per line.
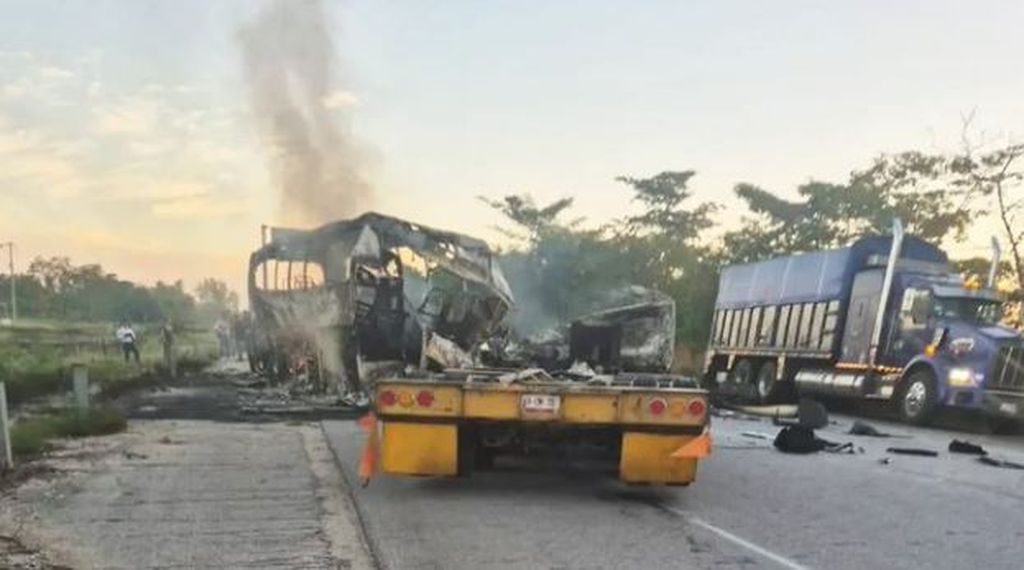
<box><xmin>72</xmin><ymin>364</ymin><xmax>90</xmax><ymax>410</ymax></box>
<box><xmin>0</xmin><ymin>381</ymin><xmax>12</xmax><ymax>470</ymax></box>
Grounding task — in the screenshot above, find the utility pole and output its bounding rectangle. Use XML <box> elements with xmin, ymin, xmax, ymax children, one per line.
<box><xmin>1</xmin><ymin>242</ymin><xmax>14</xmax><ymax>322</ymax></box>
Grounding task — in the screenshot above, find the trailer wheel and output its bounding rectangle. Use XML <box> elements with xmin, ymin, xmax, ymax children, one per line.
<box><xmin>897</xmin><ymin>369</ymin><xmax>937</xmax><ymax>425</ymax></box>
<box><xmin>755</xmin><ymin>362</ymin><xmax>777</xmax><ymax>404</ymax></box>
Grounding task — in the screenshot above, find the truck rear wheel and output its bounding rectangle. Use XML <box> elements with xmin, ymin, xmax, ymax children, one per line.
<box><xmin>755</xmin><ymin>362</ymin><xmax>777</xmax><ymax>404</ymax></box>
<box><xmin>728</xmin><ymin>359</ymin><xmax>757</xmax><ymax>402</ymax></box>
<box><xmin>898</xmin><ymin>370</ymin><xmax>937</xmax><ymax>425</ymax></box>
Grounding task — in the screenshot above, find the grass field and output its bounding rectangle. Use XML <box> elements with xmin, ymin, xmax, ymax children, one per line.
<box><xmin>0</xmin><ymin>318</ymin><xmax>219</xmax><ymax>407</ymax></box>
<box><xmin>9</xmin><ymin>406</ymin><xmax>128</xmax><ymax>457</ymax></box>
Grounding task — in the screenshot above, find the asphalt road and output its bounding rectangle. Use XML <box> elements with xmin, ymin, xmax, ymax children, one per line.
<box><xmin>323</xmin><ymin>411</ymin><xmax>1024</xmax><ymax>570</ymax></box>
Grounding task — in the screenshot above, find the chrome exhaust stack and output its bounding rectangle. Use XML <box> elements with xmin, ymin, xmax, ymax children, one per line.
<box><xmin>869</xmin><ymin>218</ymin><xmax>904</xmax><ymax>366</ymax></box>
<box><xmin>988</xmin><ymin>237</ymin><xmax>1002</xmax><ymax>288</ymax></box>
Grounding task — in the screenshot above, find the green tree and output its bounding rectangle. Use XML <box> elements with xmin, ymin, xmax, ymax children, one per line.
<box><xmin>950</xmin><ymin>141</ymin><xmax>1024</xmax><ymax>294</ymax></box>
<box><xmin>613</xmin><ymin>171</ymin><xmax>720</xmax><ymax>347</ymax></box>
<box><xmin>484</xmin><ymin>194</ymin><xmax>628</xmax><ymax>333</ymax></box>
<box><xmin>723</xmin><ymin>152</ymin><xmax>975</xmax><ymax>264</ymax></box>
<box><xmin>150</xmin><ymin>280</ymin><xmax>197</xmax><ymax>325</ymax></box>
<box><xmin>194</xmin><ymin>278</ymin><xmax>239</xmax><ymax>324</ymax></box>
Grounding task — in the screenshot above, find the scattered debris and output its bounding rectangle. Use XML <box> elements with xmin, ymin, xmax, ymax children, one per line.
<box><xmin>136</xmin><ymin>405</ymin><xmax>158</xmax><ymax>414</ymax></box>
<box><xmin>566</xmin><ymin>360</ymin><xmax>597</xmax><ymax>378</ymax></box>
<box><xmin>423</xmin><ymin>332</ymin><xmax>474</xmax><ymax>370</ymax></box>
<box><xmin>977</xmin><ymin>456</ymin><xmax>1024</xmax><ymax>470</ymax></box>
<box><xmin>886</xmin><ymin>447</ymin><xmax>939</xmax><ymax>457</ymax></box>
<box><xmin>822</xmin><ymin>442</ymin><xmax>858</xmax><ymax>454</ymax></box>
<box><xmin>848</xmin><ymin>420</ymin><xmax>891</xmax><ymax>437</ymax></box>
<box><xmin>949</xmin><ymin>439</ymin><xmax>987</xmax><ymax>455</ymax></box>
<box><xmin>773</xmin><ymin>426</ymin><xmax>827</xmax><ymax>454</ymax></box>
<box><xmin>122</xmin><ymin>450</ymin><xmax>148</xmax><ymax>460</ymax></box>
<box><xmin>741</xmin><ymin>431</ymin><xmax>772</xmax><ymax>441</ymax></box>
<box><xmin>496</xmin><ymin>368</ymin><xmax>554</xmax><ymax>386</ymax></box>
<box><xmin>878</xmin><ymin>457</ymin><xmax>892</xmax><ymax>465</ymax></box>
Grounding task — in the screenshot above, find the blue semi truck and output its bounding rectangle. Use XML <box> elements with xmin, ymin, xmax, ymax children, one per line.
<box><xmin>704</xmin><ymin>220</ymin><xmax>1024</xmax><ymax>425</ymax></box>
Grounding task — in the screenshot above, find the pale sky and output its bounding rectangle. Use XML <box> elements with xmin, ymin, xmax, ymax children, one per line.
<box><xmin>2</xmin><ymin>0</ymin><xmax>1022</xmax><ymax>298</ymax></box>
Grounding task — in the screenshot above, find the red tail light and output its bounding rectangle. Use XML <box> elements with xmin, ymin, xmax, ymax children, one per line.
<box><xmin>379</xmin><ymin>390</ymin><xmax>397</xmax><ymax>407</ymax></box>
<box><xmin>416</xmin><ymin>390</ymin><xmax>435</xmax><ymax>407</ymax></box>
<box><xmin>649</xmin><ymin>398</ymin><xmax>667</xmax><ymax>416</ymax></box>
<box><xmin>688</xmin><ymin>399</ymin><xmax>706</xmax><ymax>417</ymax></box>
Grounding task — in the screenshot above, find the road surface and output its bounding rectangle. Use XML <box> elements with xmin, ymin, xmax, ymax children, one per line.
<box><xmin>323</xmin><ymin>410</ymin><xmax>1024</xmax><ymax>570</ymax></box>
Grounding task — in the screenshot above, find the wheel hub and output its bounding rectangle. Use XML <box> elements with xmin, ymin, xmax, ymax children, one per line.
<box><xmin>904</xmin><ymin>381</ymin><xmax>927</xmax><ymax>417</ymax></box>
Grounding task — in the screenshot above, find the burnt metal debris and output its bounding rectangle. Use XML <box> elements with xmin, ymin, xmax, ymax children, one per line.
<box><xmin>247</xmin><ymin>212</ymin><xmax>688</xmax><ymax>402</ymax></box>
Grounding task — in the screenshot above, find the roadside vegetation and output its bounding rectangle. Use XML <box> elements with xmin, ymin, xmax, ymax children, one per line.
<box><xmin>9</xmin><ymin>406</ymin><xmax>127</xmax><ymax>458</ymax></box>
<box><xmin>0</xmin><ymin>319</ymin><xmax>219</xmax><ymax>407</ymax></box>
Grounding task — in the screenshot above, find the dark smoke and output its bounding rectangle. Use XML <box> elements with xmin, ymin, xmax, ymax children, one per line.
<box><xmin>240</xmin><ymin>0</ymin><xmax>372</xmax><ymax>225</ymax></box>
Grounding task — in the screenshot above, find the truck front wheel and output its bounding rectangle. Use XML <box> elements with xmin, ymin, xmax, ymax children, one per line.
<box><xmin>898</xmin><ymin>370</ymin><xmax>937</xmax><ymax>425</ymax></box>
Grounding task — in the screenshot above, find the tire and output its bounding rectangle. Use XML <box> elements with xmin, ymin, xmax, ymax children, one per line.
<box><xmin>755</xmin><ymin>362</ymin><xmax>778</xmax><ymax>404</ymax></box>
<box><xmin>897</xmin><ymin>369</ymin><xmax>938</xmax><ymax>425</ymax></box>
<box><xmin>728</xmin><ymin>359</ymin><xmax>755</xmax><ymax>385</ymax></box>
<box><xmin>729</xmin><ymin>358</ymin><xmax>761</xmax><ymax>403</ymax></box>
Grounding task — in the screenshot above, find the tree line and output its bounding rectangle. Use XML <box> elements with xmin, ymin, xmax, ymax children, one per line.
<box><xmin>488</xmin><ymin>139</ymin><xmax>1024</xmax><ymax>350</ymax></box>
<box><xmin>0</xmin><ymin>255</ymin><xmax>239</xmax><ymax>326</ymax></box>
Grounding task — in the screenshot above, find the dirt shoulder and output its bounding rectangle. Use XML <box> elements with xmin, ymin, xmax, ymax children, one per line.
<box><xmin>0</xmin><ymin>364</ymin><xmax>374</xmax><ymax>570</ymax></box>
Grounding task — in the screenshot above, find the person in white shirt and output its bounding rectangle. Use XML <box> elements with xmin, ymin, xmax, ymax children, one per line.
<box><xmin>116</xmin><ymin>322</ymin><xmax>140</xmax><ymax>363</ymax></box>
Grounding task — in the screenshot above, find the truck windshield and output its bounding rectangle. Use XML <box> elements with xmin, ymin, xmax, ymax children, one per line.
<box><xmin>931</xmin><ymin>297</ymin><xmax>1003</xmax><ymax>325</ymax></box>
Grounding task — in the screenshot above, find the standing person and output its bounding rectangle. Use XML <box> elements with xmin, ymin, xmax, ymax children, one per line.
<box><xmin>161</xmin><ymin>321</ymin><xmax>177</xmax><ymax>379</ymax></box>
<box><xmin>214</xmin><ymin>317</ymin><xmax>230</xmax><ymax>359</ymax></box>
<box><xmin>231</xmin><ymin>312</ymin><xmax>249</xmax><ymax>361</ymax></box>
<box><xmin>116</xmin><ymin>322</ymin><xmax>140</xmax><ymax>363</ymax></box>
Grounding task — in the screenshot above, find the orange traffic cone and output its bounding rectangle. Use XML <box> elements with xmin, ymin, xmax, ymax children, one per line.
<box><xmin>670</xmin><ymin>430</ymin><xmax>712</xmax><ymax>459</ymax></box>
<box><xmin>358</xmin><ymin>413</ymin><xmax>379</xmax><ymax>487</ymax></box>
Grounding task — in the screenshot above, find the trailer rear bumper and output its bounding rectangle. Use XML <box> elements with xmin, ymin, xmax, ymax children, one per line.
<box><xmin>620</xmin><ymin>431</ymin><xmax>700</xmax><ymax>485</ymax></box>
<box><xmin>377</xmin><ymin>418</ymin><xmax>706</xmax><ymax>484</ymax></box>
<box><xmin>380</xmin><ymin>422</ymin><xmax>459</xmax><ymax>476</ymax></box>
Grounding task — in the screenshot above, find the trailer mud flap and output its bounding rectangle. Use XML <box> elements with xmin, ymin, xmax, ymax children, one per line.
<box><xmin>619</xmin><ymin>432</ymin><xmax>701</xmax><ymax>484</ymax></box>
<box><xmin>381</xmin><ymin>422</ymin><xmax>458</xmax><ymax>476</ymax></box>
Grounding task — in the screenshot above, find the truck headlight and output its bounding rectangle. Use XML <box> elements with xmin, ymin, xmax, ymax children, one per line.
<box><xmin>948</xmin><ymin>367</ymin><xmax>977</xmax><ymax>387</ymax></box>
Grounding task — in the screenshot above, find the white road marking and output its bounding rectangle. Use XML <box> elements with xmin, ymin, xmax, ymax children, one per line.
<box><xmin>662</xmin><ymin>506</ymin><xmax>813</xmax><ymax>570</ymax></box>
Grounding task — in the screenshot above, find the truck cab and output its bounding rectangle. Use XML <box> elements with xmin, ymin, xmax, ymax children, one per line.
<box><xmin>882</xmin><ymin>274</ymin><xmax>1023</xmax><ymax>423</ymax></box>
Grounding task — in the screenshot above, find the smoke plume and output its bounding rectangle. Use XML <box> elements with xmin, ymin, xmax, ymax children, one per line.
<box><xmin>240</xmin><ymin>0</ymin><xmax>372</xmax><ymax>225</ymax></box>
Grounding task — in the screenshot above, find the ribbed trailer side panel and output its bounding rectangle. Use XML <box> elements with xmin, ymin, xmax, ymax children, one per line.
<box><xmin>709</xmin><ymin>236</ymin><xmax>950</xmax><ymax>361</ymax></box>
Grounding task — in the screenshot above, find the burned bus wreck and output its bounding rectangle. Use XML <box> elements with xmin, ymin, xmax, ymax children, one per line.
<box><xmin>247</xmin><ymin>212</ymin><xmax>514</xmax><ymax>400</ymax></box>
<box><xmin>493</xmin><ymin>286</ymin><xmax>677</xmax><ymax>375</ymax></box>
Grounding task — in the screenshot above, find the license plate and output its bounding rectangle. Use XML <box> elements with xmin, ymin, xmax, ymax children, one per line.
<box><xmin>999</xmin><ymin>402</ymin><xmax>1018</xmax><ymax>415</ymax></box>
<box><xmin>521</xmin><ymin>394</ymin><xmax>560</xmax><ymax>413</ymax></box>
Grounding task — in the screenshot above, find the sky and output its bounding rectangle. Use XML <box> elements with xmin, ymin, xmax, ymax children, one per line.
<box><xmin>1</xmin><ymin>0</ymin><xmax>1022</xmax><ymax>299</ymax></box>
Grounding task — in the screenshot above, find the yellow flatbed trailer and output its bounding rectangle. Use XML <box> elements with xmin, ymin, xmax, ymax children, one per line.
<box><xmin>367</xmin><ymin>373</ymin><xmax>712</xmax><ymax>485</ymax></box>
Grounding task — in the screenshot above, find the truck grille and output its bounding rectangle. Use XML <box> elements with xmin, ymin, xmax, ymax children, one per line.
<box><xmin>990</xmin><ymin>344</ymin><xmax>1024</xmax><ymax>393</ymax></box>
